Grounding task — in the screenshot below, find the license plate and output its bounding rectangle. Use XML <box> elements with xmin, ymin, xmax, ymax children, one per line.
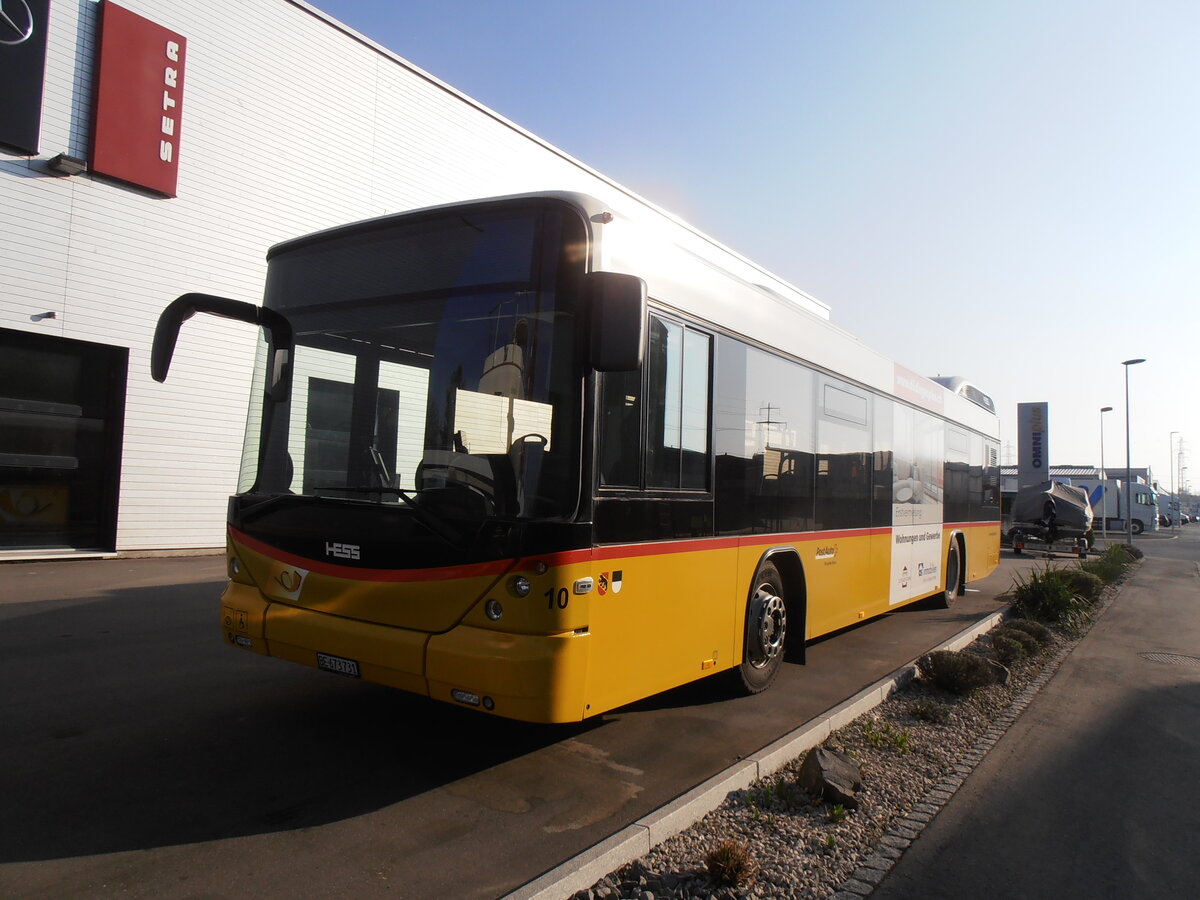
<box><xmin>317</xmin><ymin>652</ymin><xmax>360</xmax><ymax>678</ymax></box>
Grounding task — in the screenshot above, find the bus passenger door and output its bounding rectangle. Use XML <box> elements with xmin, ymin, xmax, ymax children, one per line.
<box><xmin>588</xmin><ymin>316</ymin><xmax>731</xmax><ymax>713</ymax></box>
<box><xmin>588</xmin><ymin>502</ymin><xmax>736</xmax><ymax>714</ymax></box>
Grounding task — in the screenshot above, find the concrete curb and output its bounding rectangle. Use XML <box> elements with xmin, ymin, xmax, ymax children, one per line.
<box><xmin>504</xmin><ymin>607</ymin><xmax>1008</xmax><ymax>900</ymax></box>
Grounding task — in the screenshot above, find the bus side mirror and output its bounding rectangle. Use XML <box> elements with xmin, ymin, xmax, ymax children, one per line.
<box><xmin>585</xmin><ymin>272</ymin><xmax>646</xmax><ymax>372</ymax></box>
<box><xmin>152</xmin><ymin>293</ymin><xmax>293</xmax><ymax>399</ymax></box>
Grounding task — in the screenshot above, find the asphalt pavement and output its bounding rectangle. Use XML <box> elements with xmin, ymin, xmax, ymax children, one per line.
<box><xmin>3</xmin><ymin>539</ymin><xmax>1196</xmax><ymax>899</ymax></box>
<box><xmin>872</xmin><ymin>551</ymin><xmax>1200</xmax><ymax>899</ymax></box>
<box><xmin>0</xmin><ymin>551</ymin><xmax>1026</xmax><ymax>899</ymax></box>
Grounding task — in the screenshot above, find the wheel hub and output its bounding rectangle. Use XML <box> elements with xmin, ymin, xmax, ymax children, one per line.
<box><xmin>751</xmin><ymin>588</ymin><xmax>786</xmax><ymax>668</ymax></box>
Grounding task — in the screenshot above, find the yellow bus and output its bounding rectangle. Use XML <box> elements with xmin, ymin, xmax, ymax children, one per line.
<box><xmin>153</xmin><ymin>191</ymin><xmax>1000</xmax><ymax>723</ymax></box>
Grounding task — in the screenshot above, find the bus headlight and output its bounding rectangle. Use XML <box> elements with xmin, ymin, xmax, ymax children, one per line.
<box><xmin>485</xmin><ymin>599</ymin><xmax>504</xmax><ymax>620</ymax></box>
<box><xmin>510</xmin><ymin>576</ymin><xmax>532</xmax><ymax>597</ymax></box>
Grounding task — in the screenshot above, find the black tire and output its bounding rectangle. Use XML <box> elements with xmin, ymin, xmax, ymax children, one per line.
<box><xmin>935</xmin><ymin>542</ymin><xmax>961</xmax><ymax>609</ymax></box>
<box><xmin>735</xmin><ymin>561</ymin><xmax>788</xmax><ymax>694</ymax></box>
<box><xmin>1132</xmin><ymin>519</ymin><xmax>1144</xmax><ymax>535</ymax></box>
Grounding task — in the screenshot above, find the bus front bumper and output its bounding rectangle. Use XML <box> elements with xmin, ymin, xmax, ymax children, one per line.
<box><xmin>220</xmin><ymin>582</ymin><xmax>592</xmax><ymax>723</ymax></box>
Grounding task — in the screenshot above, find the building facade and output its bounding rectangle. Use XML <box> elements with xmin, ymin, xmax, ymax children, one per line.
<box><xmin>2</xmin><ymin>0</ymin><xmax>825</xmax><ymax>558</ymax></box>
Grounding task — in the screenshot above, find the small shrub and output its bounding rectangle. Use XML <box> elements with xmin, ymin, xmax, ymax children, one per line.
<box><xmin>746</xmin><ymin>779</ymin><xmax>777</xmax><ymax>810</ymax></box>
<box><xmin>917</xmin><ymin>649</ymin><xmax>996</xmax><ymax>695</ymax></box>
<box><xmin>994</xmin><ymin>625</ymin><xmax>1041</xmax><ymax>656</ymax></box>
<box><xmin>1121</xmin><ymin>543</ymin><xmax>1145</xmax><ymax>560</ymax></box>
<box><xmin>1062</xmin><ymin>569</ymin><xmax>1105</xmax><ymax>603</ymax></box>
<box><xmin>1007</xmin><ymin>564</ymin><xmax>1092</xmax><ymax>627</ymax></box>
<box><xmin>908</xmin><ymin>697</ymin><xmax>951</xmax><ymax>724</ymax></box>
<box><xmin>1079</xmin><ymin>559</ymin><xmax>1114</xmax><ymax>583</ymax></box>
<box><xmin>1098</xmin><ymin>543</ymin><xmax>1127</xmax><ymax>561</ymax></box>
<box><xmin>1004</xmin><ymin>618</ymin><xmax>1053</xmax><ymax>645</ymax></box>
<box><xmin>1084</xmin><ymin>561</ymin><xmax>1118</xmax><ymax>588</ymax></box>
<box><xmin>863</xmin><ymin>718</ymin><xmax>912</xmax><ymax>752</ymax></box>
<box><xmin>992</xmin><ymin>633</ymin><xmax>1026</xmax><ymax>666</ymax></box>
<box><xmin>827</xmin><ymin>803</ymin><xmax>848</xmax><ymax>823</ymax></box>
<box><xmin>705</xmin><ymin>839</ymin><xmax>755</xmax><ymax>887</ymax></box>
<box><xmin>1080</xmin><ymin>545</ymin><xmax>1129</xmax><ymax>584</ymax></box>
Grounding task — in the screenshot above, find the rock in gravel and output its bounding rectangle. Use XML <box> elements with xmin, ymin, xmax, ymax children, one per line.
<box><xmin>796</xmin><ymin>746</ymin><xmax>863</xmax><ymax>809</ymax></box>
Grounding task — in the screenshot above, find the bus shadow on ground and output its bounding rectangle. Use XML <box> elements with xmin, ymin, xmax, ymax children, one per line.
<box><xmin>0</xmin><ymin>581</ymin><xmax>595</xmax><ymax>862</ymax></box>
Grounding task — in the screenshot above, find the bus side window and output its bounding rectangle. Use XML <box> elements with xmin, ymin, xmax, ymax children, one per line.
<box><xmin>815</xmin><ymin>380</ymin><xmax>871</xmax><ymax>530</ymax></box>
<box><xmin>599</xmin><ymin>368</ymin><xmax>641</xmax><ymax>487</ymax></box>
<box><xmin>599</xmin><ymin>314</ymin><xmax>712</xmax><ymax>491</ymax></box>
<box><xmin>646</xmin><ymin>317</ymin><xmax>711</xmax><ymax>490</ymax></box>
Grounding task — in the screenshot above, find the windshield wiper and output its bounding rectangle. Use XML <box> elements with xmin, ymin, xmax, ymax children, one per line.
<box><xmin>312</xmin><ymin>485</ymin><xmax>470</xmax><ymax>550</ymax></box>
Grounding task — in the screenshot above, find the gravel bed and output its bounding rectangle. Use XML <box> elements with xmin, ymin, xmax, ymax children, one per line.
<box><xmin>572</xmin><ymin>582</ymin><xmax>1120</xmax><ymax>900</ymax></box>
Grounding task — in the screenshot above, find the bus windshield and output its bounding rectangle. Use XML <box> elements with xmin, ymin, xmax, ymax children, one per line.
<box><xmin>239</xmin><ymin>205</ymin><xmax>585</xmax><ymax>529</ymax></box>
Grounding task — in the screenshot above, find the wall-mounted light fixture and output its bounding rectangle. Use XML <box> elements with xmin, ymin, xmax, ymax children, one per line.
<box><xmin>31</xmin><ymin>311</ymin><xmax>58</xmax><ymax>322</ymax></box>
<box><xmin>47</xmin><ymin>154</ymin><xmax>88</xmax><ymax>176</ymax></box>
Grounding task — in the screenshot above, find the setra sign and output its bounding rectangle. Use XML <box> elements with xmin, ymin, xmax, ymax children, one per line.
<box><xmin>90</xmin><ymin>2</ymin><xmax>187</xmax><ymax>197</ymax></box>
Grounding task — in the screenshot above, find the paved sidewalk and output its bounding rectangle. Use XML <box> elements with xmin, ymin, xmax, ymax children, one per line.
<box><xmin>873</xmin><ymin>556</ymin><xmax>1200</xmax><ymax>899</ymax></box>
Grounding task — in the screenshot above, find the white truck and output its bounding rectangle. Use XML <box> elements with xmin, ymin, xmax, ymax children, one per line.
<box><xmin>1068</xmin><ymin>477</ymin><xmax>1158</xmax><ymax>535</ymax></box>
<box><xmin>1156</xmin><ymin>492</ymin><xmax>1181</xmax><ymax>526</ymax></box>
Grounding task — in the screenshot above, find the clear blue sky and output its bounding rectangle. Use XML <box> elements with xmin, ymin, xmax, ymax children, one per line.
<box><xmin>312</xmin><ymin>0</ymin><xmax>1199</xmax><ymax>496</ymax></box>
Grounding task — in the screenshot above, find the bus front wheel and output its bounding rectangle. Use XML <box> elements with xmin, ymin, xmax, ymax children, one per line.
<box><xmin>936</xmin><ymin>542</ymin><xmax>961</xmax><ymax>609</ymax></box>
<box><xmin>736</xmin><ymin>561</ymin><xmax>787</xmax><ymax>694</ymax></box>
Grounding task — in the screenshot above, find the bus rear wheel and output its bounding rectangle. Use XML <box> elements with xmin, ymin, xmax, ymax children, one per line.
<box><xmin>936</xmin><ymin>542</ymin><xmax>961</xmax><ymax>609</ymax></box>
<box><xmin>735</xmin><ymin>561</ymin><xmax>787</xmax><ymax>694</ymax></box>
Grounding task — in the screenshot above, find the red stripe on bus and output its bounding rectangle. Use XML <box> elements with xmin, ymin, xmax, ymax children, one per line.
<box><xmin>525</xmin><ymin>523</ymin><xmax>996</xmax><ymax>567</ymax></box>
<box><xmin>233</xmin><ymin>521</ymin><xmax>1001</xmax><ymax>579</ymax></box>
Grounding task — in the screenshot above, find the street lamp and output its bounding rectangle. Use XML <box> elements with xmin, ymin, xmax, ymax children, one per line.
<box><xmin>1100</xmin><ymin>406</ymin><xmax>1113</xmax><ymax>542</ymax></box>
<box><xmin>1123</xmin><ymin>358</ymin><xmax>1146</xmax><ymax>545</ymax></box>
<box><xmin>1170</xmin><ymin>431</ymin><xmax>1179</xmax><ymax>531</ymax></box>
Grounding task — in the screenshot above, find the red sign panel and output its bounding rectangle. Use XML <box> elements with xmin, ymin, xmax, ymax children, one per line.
<box><xmin>90</xmin><ymin>2</ymin><xmax>187</xmax><ymax>197</ymax></box>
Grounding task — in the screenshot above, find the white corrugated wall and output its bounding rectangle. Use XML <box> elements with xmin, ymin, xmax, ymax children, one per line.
<box><xmin>1</xmin><ymin>0</ymin><xmax>821</xmax><ymax>550</ymax></box>
<box><xmin>1</xmin><ymin>0</ymin><xmax>606</xmax><ymax>549</ymax></box>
